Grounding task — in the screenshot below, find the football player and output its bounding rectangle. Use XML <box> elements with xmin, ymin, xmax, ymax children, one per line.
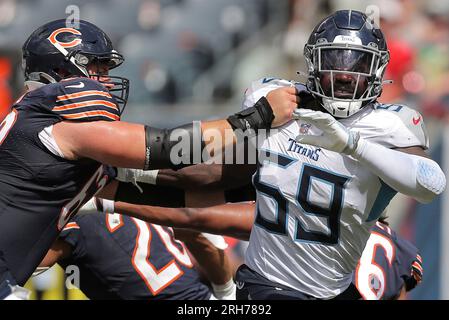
<box><xmin>0</xmin><ymin>19</ymin><xmax>298</xmax><ymax>299</ymax></box>
<box><xmin>90</xmin><ymin>198</ymin><xmax>423</xmax><ymax>300</ymax></box>
<box><xmin>354</xmin><ymin>218</ymin><xmax>423</xmax><ymax>300</ymax></box>
<box><xmin>231</xmin><ymin>10</ymin><xmax>444</xmax><ymax>300</ymax></box>
<box><xmin>114</xmin><ymin>10</ymin><xmax>444</xmax><ymax>300</ymax></box>
<box><xmin>38</xmin><ymin>212</ymin><xmax>229</xmax><ymax>300</ymax></box>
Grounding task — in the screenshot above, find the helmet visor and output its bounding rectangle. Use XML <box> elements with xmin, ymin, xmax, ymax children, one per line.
<box><xmin>319</xmin><ymin>48</ymin><xmax>374</xmax><ymax>75</ymax></box>
<box><xmin>76</xmin><ymin>51</ymin><xmax>124</xmax><ymax>70</ymax></box>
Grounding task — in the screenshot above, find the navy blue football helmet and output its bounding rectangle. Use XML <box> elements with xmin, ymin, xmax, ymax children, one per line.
<box><xmin>22</xmin><ymin>19</ymin><xmax>129</xmax><ymax>114</ymax></box>
<box><xmin>303</xmin><ymin>10</ymin><xmax>390</xmax><ymax>118</ymax></box>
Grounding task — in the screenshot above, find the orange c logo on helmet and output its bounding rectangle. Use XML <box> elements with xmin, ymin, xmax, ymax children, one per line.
<box><xmin>48</xmin><ymin>28</ymin><xmax>82</xmax><ymax>48</ymax></box>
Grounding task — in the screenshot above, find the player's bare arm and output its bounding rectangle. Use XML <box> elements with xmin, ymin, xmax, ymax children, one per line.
<box><xmin>153</xmin><ymin>164</ymin><xmax>256</xmax><ymax>189</ymax></box>
<box><xmin>174</xmin><ymin>229</ymin><xmax>231</xmax><ymax>283</ymax></box>
<box><xmin>38</xmin><ymin>239</ymin><xmax>72</xmax><ymax>269</ymax></box>
<box><xmin>53</xmin><ymin>87</ymin><xmax>298</xmax><ymax>170</ymax></box>
<box><xmin>112</xmin><ymin>201</ymin><xmax>254</xmax><ymax>240</ymax></box>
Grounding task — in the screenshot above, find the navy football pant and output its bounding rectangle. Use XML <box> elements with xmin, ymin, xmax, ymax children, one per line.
<box><xmin>0</xmin><ymin>206</ymin><xmax>59</xmax><ymax>286</ymax></box>
<box><xmin>235</xmin><ymin>264</ymin><xmax>361</xmax><ymax>300</ymax></box>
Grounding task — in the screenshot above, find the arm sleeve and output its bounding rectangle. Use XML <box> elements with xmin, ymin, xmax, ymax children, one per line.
<box><xmin>352</xmin><ymin>138</ymin><xmax>446</xmax><ymax>203</ymax></box>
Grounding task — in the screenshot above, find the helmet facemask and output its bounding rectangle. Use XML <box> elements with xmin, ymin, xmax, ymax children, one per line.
<box><xmin>304</xmin><ymin>41</ymin><xmax>389</xmax><ymax>118</ymax></box>
<box><xmin>66</xmin><ymin>50</ymin><xmax>130</xmax><ymax>116</ymax></box>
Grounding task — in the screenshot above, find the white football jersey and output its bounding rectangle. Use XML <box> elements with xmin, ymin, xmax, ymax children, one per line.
<box><xmin>243</xmin><ymin>78</ymin><xmax>428</xmax><ymax>299</ymax></box>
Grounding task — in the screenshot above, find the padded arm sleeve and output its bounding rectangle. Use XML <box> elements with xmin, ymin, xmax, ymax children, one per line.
<box><xmin>144</xmin><ymin>121</ymin><xmax>203</xmax><ymax>170</ymax></box>
<box><xmin>352</xmin><ymin>138</ymin><xmax>446</xmax><ymax>203</ymax></box>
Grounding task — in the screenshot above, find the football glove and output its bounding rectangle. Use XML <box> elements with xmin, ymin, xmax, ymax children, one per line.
<box><xmin>293</xmin><ymin>109</ymin><xmax>359</xmax><ymax>155</ymax></box>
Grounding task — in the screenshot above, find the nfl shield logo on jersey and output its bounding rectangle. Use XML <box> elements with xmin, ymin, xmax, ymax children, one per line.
<box><xmin>300</xmin><ymin>123</ymin><xmax>311</xmax><ymax>134</ymax></box>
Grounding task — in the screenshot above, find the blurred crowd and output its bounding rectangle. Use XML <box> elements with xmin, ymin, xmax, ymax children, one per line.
<box><xmin>1</xmin><ymin>0</ymin><xmax>449</xmax><ymax>124</ymax></box>
<box><xmin>0</xmin><ymin>0</ymin><xmax>448</xmax><ymax>299</ymax></box>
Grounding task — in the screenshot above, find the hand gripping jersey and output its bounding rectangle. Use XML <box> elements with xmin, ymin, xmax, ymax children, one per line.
<box><xmin>243</xmin><ymin>78</ymin><xmax>429</xmax><ymax>299</ymax></box>
<box><xmin>59</xmin><ymin>213</ymin><xmax>211</xmax><ymax>300</ymax></box>
<box><xmin>354</xmin><ymin>222</ymin><xmax>423</xmax><ymax>300</ymax></box>
<box><xmin>0</xmin><ymin>78</ymin><xmax>119</xmax><ymax>285</ymax></box>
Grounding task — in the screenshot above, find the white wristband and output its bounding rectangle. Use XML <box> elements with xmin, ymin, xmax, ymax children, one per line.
<box><xmin>100</xmin><ymin>198</ymin><xmax>115</xmax><ymax>214</ymax></box>
<box><xmin>211</xmin><ymin>279</ymin><xmax>236</xmax><ymax>300</ymax></box>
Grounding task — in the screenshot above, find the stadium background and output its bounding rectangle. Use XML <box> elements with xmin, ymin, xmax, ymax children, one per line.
<box><xmin>0</xmin><ymin>0</ymin><xmax>448</xmax><ymax>300</ymax></box>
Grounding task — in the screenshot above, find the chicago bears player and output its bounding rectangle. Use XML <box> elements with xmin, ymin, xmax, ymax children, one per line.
<box><xmin>0</xmin><ymin>19</ymin><xmax>297</xmax><ymax>299</ymax></box>
<box><xmin>38</xmin><ymin>213</ymin><xmax>215</xmax><ymax>300</ymax></box>
<box><xmin>354</xmin><ymin>218</ymin><xmax>423</xmax><ymax>300</ymax></box>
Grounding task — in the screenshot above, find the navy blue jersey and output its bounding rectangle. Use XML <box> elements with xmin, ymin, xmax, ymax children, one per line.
<box><xmin>58</xmin><ymin>213</ymin><xmax>212</xmax><ymax>300</ymax></box>
<box><xmin>353</xmin><ymin>222</ymin><xmax>423</xmax><ymax>300</ymax></box>
<box><xmin>0</xmin><ymin>77</ymin><xmax>119</xmax><ymax>285</ymax></box>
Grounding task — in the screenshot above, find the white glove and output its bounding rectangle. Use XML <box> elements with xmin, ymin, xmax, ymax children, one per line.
<box><xmin>293</xmin><ymin>109</ymin><xmax>359</xmax><ymax>155</ymax></box>
<box><xmin>78</xmin><ymin>197</ymin><xmax>115</xmax><ymax>215</ymax></box>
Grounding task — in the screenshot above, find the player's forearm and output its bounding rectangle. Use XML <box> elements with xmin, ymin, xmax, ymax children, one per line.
<box><xmin>186</xmin><ymin>202</ymin><xmax>254</xmax><ymax>240</ymax></box>
<box><xmin>114</xmin><ymin>202</ymin><xmax>194</xmax><ymax>227</ymax></box>
<box><xmin>156</xmin><ymin>165</ymin><xmax>225</xmax><ymax>189</ymax></box>
<box><xmin>117</xmin><ymin>164</ymin><xmax>256</xmax><ymax>190</ymax></box>
<box><xmin>144</xmin><ymin>97</ymin><xmax>277</xmax><ymax>170</ymax></box>
<box><xmin>181</xmin><ymin>233</ymin><xmax>233</xmax><ymax>285</ymax></box>
<box><xmin>114</xmin><ymin>201</ymin><xmax>234</xmax><ymax>235</ymax></box>
<box><xmin>352</xmin><ymin>139</ymin><xmax>446</xmax><ymax>203</ymax></box>
<box><xmin>113</xmin><ymin>201</ymin><xmax>253</xmax><ymax>240</ymax></box>
<box><xmin>39</xmin><ymin>239</ymin><xmax>72</xmax><ymax>268</ymax></box>
<box><xmin>98</xmin><ymin>93</ymin><xmax>288</xmax><ymax>170</ymax></box>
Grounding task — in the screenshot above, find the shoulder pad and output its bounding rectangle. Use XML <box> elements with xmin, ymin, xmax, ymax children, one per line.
<box><xmin>53</xmin><ymin>77</ymin><xmax>120</xmax><ymax>122</ymax></box>
<box><xmin>371</xmin><ymin>103</ymin><xmax>429</xmax><ymax>149</ymax></box>
<box><xmin>242</xmin><ymin>77</ymin><xmax>304</xmax><ymax>110</ymax></box>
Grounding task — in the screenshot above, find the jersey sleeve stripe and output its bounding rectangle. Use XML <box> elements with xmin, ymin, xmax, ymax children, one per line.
<box><xmin>53</xmin><ymin>100</ymin><xmax>119</xmax><ymax>112</ymax></box>
<box><xmin>57</xmin><ymin>90</ymin><xmax>112</xmax><ymax>101</ymax></box>
<box><xmin>412</xmin><ymin>261</ymin><xmax>423</xmax><ymax>273</ymax></box>
<box><xmin>63</xmin><ymin>222</ymin><xmax>80</xmax><ymax>231</ymax></box>
<box><xmin>61</xmin><ymin>110</ymin><xmax>120</xmax><ymax>121</ymax></box>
